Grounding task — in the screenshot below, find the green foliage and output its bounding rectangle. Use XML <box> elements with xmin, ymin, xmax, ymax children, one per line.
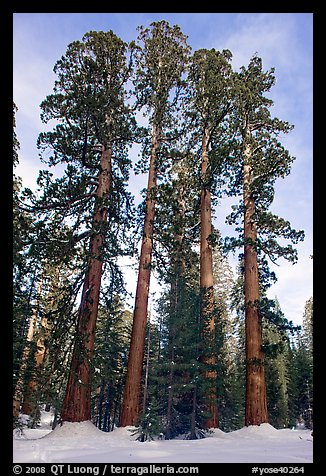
<box><xmin>35</xmin><ymin>29</ymin><xmax>136</xmax><ymax>259</ymax></box>
<box><xmin>131</xmin><ymin>402</ymin><xmax>164</xmax><ymax>442</ymax></box>
<box><xmin>134</xmin><ymin>20</ymin><xmax>190</xmax><ymax>126</ymax></box>
<box><xmin>153</xmin><ymin>275</ymin><xmax>202</xmax><ymax>439</ymax></box>
<box><xmin>286</xmin><ymin>323</ymin><xmax>313</xmax><ymax>429</ymax></box>
<box><xmin>225</xmin><ymin>54</ymin><xmax>304</xmax><ymax>272</ymax></box>
<box><xmin>261</xmin><ymin>299</ymin><xmax>293</xmax><ymax>428</ymax></box>
<box><xmin>302</xmin><ymin>297</ymin><xmax>313</xmax><ymax>357</ymax></box>
<box><xmin>185</xmin><ymin>48</ymin><xmax>234</xmax><ymax>199</ymax></box>
<box><xmin>187</xmin><ymin>48</ymin><xmax>233</xmax><ymax>125</ymax></box>
<box><xmin>91</xmin><ymin>296</ymin><xmax>132</xmax><ymax>431</ymax></box>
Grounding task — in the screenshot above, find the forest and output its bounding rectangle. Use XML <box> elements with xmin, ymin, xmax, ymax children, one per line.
<box><xmin>13</xmin><ymin>20</ymin><xmax>313</xmax><ymax>442</ymax></box>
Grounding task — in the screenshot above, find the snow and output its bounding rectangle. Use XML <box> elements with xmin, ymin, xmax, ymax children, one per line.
<box><xmin>13</xmin><ymin>414</ymin><xmax>313</xmax><ymax>464</ymax></box>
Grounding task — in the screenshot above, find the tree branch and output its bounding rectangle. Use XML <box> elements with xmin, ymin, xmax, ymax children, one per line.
<box><xmin>17</xmin><ymin>193</ymin><xmax>95</xmax><ymax>214</ymax></box>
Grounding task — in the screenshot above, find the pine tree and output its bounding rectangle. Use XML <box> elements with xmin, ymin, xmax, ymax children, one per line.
<box><xmin>91</xmin><ymin>295</ymin><xmax>133</xmax><ymax>431</ymax></box>
<box><xmin>302</xmin><ymin>297</ymin><xmax>313</xmax><ymax>357</ymax></box>
<box><xmin>13</xmin><ymin>293</ymin><xmax>40</xmax><ymax>423</ymax></box>
<box><xmin>286</xmin><ymin>338</ymin><xmax>302</xmax><ymax>428</ymax></box>
<box><xmin>130</xmin><ymin>149</ymin><xmax>202</xmax><ymax>439</ymax></box>
<box><xmin>226</xmin><ymin>267</ymin><xmax>247</xmax><ymax>430</ymax></box>
<box><xmin>20</xmin><ymin>262</ymin><xmax>86</xmax><ymax>426</ymax></box>
<box><xmin>130</xmin><ymin>320</ymin><xmax>164</xmax><ymax>441</ymax></box>
<box><xmin>13</xmin><ymin>103</ymin><xmax>43</xmax><ymax>425</ymax></box>
<box><xmin>287</xmin><ymin>300</ymin><xmax>313</xmax><ymax>429</ymax></box>
<box><xmin>154</xmin><ymin>150</ymin><xmax>206</xmax><ymax>439</ymax></box>
<box><xmin>301</xmin><ymin>297</ymin><xmax>313</xmax><ymax>429</ymax></box>
<box><xmin>211</xmin><ymin>243</ymin><xmax>240</xmax><ymax>431</ymax></box>
<box><xmin>262</xmin><ymin>298</ymin><xmax>293</xmax><ymax>428</ymax></box>
<box><xmin>121</xmin><ymin>20</ymin><xmax>190</xmax><ymax>427</ymax></box>
<box><xmin>154</xmin><ymin>266</ymin><xmax>201</xmax><ymax>440</ymax></box>
<box><xmin>39</xmin><ymin>262</ymin><xmax>85</xmax><ymax>428</ymax></box>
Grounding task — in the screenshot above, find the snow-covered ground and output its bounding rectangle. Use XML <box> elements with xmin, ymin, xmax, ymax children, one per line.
<box><xmin>13</xmin><ymin>412</ymin><xmax>313</xmax><ymax>464</ymax></box>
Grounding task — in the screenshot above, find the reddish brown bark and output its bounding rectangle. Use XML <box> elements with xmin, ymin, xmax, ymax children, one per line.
<box><xmin>243</xmin><ymin>130</ymin><xmax>268</xmax><ymax>426</ymax></box>
<box><xmin>199</xmin><ymin>128</ymin><xmax>218</xmax><ymax>429</ymax></box>
<box><xmin>120</xmin><ymin>126</ymin><xmax>159</xmax><ymax>427</ymax></box>
<box><xmin>60</xmin><ymin>146</ymin><xmax>112</xmax><ymax>423</ymax></box>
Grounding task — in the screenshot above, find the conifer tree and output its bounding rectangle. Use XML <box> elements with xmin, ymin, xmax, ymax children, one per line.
<box><xmin>302</xmin><ymin>297</ymin><xmax>313</xmax><ymax>358</ymax></box>
<box><xmin>18</xmin><ymin>262</ymin><xmax>80</xmax><ymax>425</ymax></box>
<box><xmin>287</xmin><ymin>301</ymin><xmax>313</xmax><ymax>429</ymax></box>
<box><xmin>31</xmin><ymin>30</ymin><xmax>136</xmax><ymax>423</ymax></box>
<box><xmin>186</xmin><ymin>48</ymin><xmax>233</xmax><ymax>428</ymax></box>
<box><xmin>13</xmin><ymin>102</ymin><xmax>25</xmax><ymax>421</ymax></box>
<box><xmin>154</xmin><ymin>154</ymin><xmax>202</xmax><ymax>439</ymax></box>
<box><xmin>227</xmin><ymin>55</ymin><xmax>305</xmax><ymax>426</ymax></box>
<box><xmin>130</xmin><ymin>320</ymin><xmax>164</xmax><ymax>441</ymax></box>
<box><xmin>38</xmin><ymin>262</ymin><xmax>84</xmax><ymax>427</ymax></box>
<box><xmin>211</xmin><ymin>244</ymin><xmax>239</xmax><ymax>431</ymax></box>
<box><xmin>121</xmin><ymin>20</ymin><xmax>190</xmax><ymax>427</ymax></box>
<box><xmin>13</xmin><ymin>103</ymin><xmax>42</xmax><ymax>424</ymax></box>
<box><xmin>92</xmin><ymin>295</ymin><xmax>133</xmax><ymax>431</ymax></box>
<box><xmin>262</xmin><ymin>298</ymin><xmax>293</xmax><ymax>428</ymax></box>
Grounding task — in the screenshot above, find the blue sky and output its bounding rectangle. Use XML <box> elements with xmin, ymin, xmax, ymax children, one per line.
<box><xmin>13</xmin><ymin>13</ymin><xmax>313</xmax><ymax>325</ymax></box>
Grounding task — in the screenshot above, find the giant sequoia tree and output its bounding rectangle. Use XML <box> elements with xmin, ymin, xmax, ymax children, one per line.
<box><xmin>13</xmin><ymin>23</ymin><xmax>310</xmax><ymax>434</ymax></box>
<box><xmin>120</xmin><ymin>20</ymin><xmax>190</xmax><ymax>427</ymax></box>
<box><xmin>186</xmin><ymin>48</ymin><xmax>233</xmax><ymax>428</ymax></box>
<box><xmin>227</xmin><ymin>55</ymin><xmax>305</xmax><ymax>426</ymax></box>
<box><xmin>34</xmin><ymin>30</ymin><xmax>136</xmax><ymax>422</ymax></box>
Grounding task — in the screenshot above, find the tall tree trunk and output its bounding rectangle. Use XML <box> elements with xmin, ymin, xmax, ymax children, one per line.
<box><xmin>200</xmin><ymin>128</ymin><xmax>218</xmax><ymax>429</ymax></box>
<box><xmin>165</xmin><ymin>352</ymin><xmax>174</xmax><ymax>440</ymax></box>
<box><xmin>13</xmin><ymin>311</ymin><xmax>38</xmax><ymax>420</ymax></box>
<box><xmin>97</xmin><ymin>380</ymin><xmax>106</xmax><ymax>430</ymax></box>
<box><xmin>60</xmin><ymin>145</ymin><xmax>112</xmax><ymax>423</ymax></box>
<box><xmin>189</xmin><ymin>386</ymin><xmax>198</xmax><ymax>439</ymax></box>
<box><xmin>103</xmin><ymin>383</ymin><xmax>112</xmax><ymax>432</ymax></box>
<box><xmin>243</xmin><ymin>127</ymin><xmax>268</xmax><ymax>426</ymax></box>
<box><xmin>165</xmin><ymin>284</ymin><xmax>176</xmax><ymax>441</ymax></box>
<box><xmin>141</xmin><ymin>325</ymin><xmax>151</xmax><ymax>418</ymax></box>
<box><xmin>21</xmin><ymin>316</ymin><xmax>48</xmax><ymax>416</ymax></box>
<box><xmin>120</xmin><ymin>125</ymin><xmax>159</xmax><ymax>427</ymax></box>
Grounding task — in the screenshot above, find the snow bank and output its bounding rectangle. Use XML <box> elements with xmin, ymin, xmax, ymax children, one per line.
<box><xmin>106</xmin><ymin>425</ymin><xmax>137</xmax><ymax>440</ymax></box>
<box><xmin>43</xmin><ymin>421</ymin><xmax>105</xmax><ymax>439</ymax></box>
<box><xmin>231</xmin><ymin>423</ymin><xmax>279</xmax><ymax>438</ymax></box>
<box><xmin>13</xmin><ymin>420</ymin><xmax>313</xmax><ymax>464</ymax></box>
<box><xmin>206</xmin><ymin>428</ymin><xmax>230</xmax><ymax>439</ymax></box>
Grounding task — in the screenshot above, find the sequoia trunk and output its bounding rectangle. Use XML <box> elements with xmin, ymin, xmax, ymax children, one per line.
<box><xmin>60</xmin><ymin>145</ymin><xmax>112</xmax><ymax>423</ymax></box>
<box><xmin>199</xmin><ymin>128</ymin><xmax>218</xmax><ymax>429</ymax></box>
<box><xmin>243</xmin><ymin>128</ymin><xmax>268</xmax><ymax>426</ymax></box>
<box><xmin>120</xmin><ymin>125</ymin><xmax>159</xmax><ymax>426</ymax></box>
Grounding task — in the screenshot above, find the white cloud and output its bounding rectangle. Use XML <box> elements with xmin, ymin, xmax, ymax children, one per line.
<box><xmin>13</xmin><ymin>57</ymin><xmax>55</xmax><ymax>130</ymax></box>
<box><xmin>267</xmin><ymin>252</ymin><xmax>313</xmax><ymax>326</ymax></box>
<box><xmin>217</xmin><ymin>13</ymin><xmax>310</xmax><ymax>71</ymax></box>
